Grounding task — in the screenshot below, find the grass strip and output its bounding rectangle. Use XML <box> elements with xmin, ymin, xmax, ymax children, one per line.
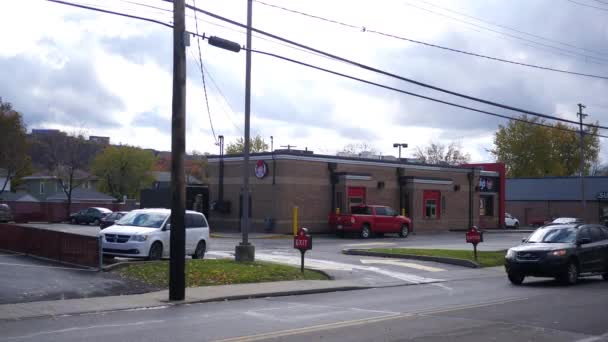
<box><xmin>118</xmin><ymin>259</ymin><xmax>328</xmax><ymax>287</ymax></box>
<box><xmin>368</xmin><ymin>248</ymin><xmax>506</xmax><ymax>267</ymax></box>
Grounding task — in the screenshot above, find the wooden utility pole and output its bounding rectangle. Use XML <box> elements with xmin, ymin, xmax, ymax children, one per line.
<box><xmin>169</xmin><ymin>0</ymin><xmax>186</xmax><ymax>301</ymax></box>
<box><xmin>578</xmin><ymin>103</ymin><xmax>588</xmax><ymax>219</ymax></box>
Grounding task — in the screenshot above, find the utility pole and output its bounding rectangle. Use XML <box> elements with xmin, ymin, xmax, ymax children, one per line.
<box><xmin>169</xmin><ymin>0</ymin><xmax>186</xmax><ymax>301</ymax></box>
<box><xmin>578</xmin><ymin>103</ymin><xmax>588</xmax><ymax>218</ymax></box>
<box><xmin>235</xmin><ymin>0</ymin><xmax>255</xmax><ymax>262</ymax></box>
<box><xmin>218</xmin><ymin>135</ymin><xmax>224</xmax><ymax>202</ymax></box>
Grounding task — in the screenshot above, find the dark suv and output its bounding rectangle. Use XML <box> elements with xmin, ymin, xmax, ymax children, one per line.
<box><xmin>69</xmin><ymin>207</ymin><xmax>112</xmax><ymax>225</ymax></box>
<box><xmin>505</xmin><ymin>224</ymin><xmax>608</xmax><ymax>285</ymax></box>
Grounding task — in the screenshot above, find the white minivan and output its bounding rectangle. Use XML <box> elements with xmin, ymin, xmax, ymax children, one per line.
<box><xmin>99</xmin><ymin>208</ymin><xmax>210</xmax><ymax>260</ymax></box>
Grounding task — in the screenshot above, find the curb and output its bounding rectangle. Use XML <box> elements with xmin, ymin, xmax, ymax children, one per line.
<box><xmin>0</xmin><ymin>283</ymin><xmax>369</xmax><ymax>322</ymax></box>
<box><xmin>210</xmin><ymin>234</ymin><xmax>292</xmax><ymax>239</ymax></box>
<box><xmin>342</xmin><ymin>249</ymin><xmax>482</xmax><ymax>268</ymax></box>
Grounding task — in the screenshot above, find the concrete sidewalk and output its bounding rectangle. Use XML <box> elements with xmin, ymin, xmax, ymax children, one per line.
<box><xmin>0</xmin><ymin>280</ymin><xmax>369</xmax><ymax>321</ymax></box>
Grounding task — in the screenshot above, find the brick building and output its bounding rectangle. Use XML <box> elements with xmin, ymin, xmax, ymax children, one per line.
<box><xmin>206</xmin><ymin>150</ymin><xmax>504</xmax><ymax>234</ymax></box>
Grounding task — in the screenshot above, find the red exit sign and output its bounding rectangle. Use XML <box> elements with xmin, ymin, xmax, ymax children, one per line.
<box><xmin>294</xmin><ymin>231</ymin><xmax>312</xmax><ymax>251</ymax></box>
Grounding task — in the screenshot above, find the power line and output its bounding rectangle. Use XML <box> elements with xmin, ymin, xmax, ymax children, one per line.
<box><xmin>248</xmin><ymin>47</ymin><xmax>608</xmax><ymax>139</ymax></box>
<box><xmin>45</xmin><ymin>0</ymin><xmax>608</xmax><ymax>137</ymax></box>
<box><xmin>567</xmin><ymin>0</ymin><xmax>608</xmax><ymax>11</ymax></box>
<box><xmin>401</xmin><ymin>1</ymin><xmax>608</xmax><ymax>64</ymax></box>
<box><xmin>192</xmin><ymin>0</ymin><xmax>216</xmax><ymax>142</ymax></box>
<box><xmin>188</xmin><ymin>47</ymin><xmax>242</xmax><ymax>133</ymax></box>
<box><xmin>46</xmin><ymin>0</ymin><xmax>173</xmax><ymax>28</ymax></box>
<box><xmin>253</xmin><ymin>0</ymin><xmax>608</xmax><ymax>80</ymax></box>
<box><xmin>177</xmin><ymin>1</ymin><xmax>608</xmax><ymax>131</ymax></box>
<box><xmin>412</xmin><ymin>0</ymin><xmax>608</xmax><ymax>58</ymax></box>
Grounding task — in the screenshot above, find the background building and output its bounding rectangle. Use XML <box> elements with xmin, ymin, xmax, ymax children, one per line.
<box><xmin>506</xmin><ymin>176</ymin><xmax>608</xmax><ymax>225</ymax></box>
<box><xmin>207</xmin><ymin>150</ymin><xmax>505</xmax><ymax>233</ymax></box>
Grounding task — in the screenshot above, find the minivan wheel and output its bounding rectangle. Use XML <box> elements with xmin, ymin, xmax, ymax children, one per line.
<box><xmin>514</xmin><ymin>222</ymin><xmax>519</xmax><ymax>229</ymax></box>
<box><xmin>360</xmin><ymin>224</ymin><xmax>371</xmax><ymax>239</ymax></box>
<box><xmin>70</xmin><ymin>218</ymin><xmax>76</xmax><ymax>224</ymax></box>
<box><xmin>192</xmin><ymin>241</ymin><xmax>206</xmax><ymax>259</ymax></box>
<box><xmin>559</xmin><ymin>262</ymin><xmax>579</xmax><ymax>285</ymax></box>
<box><xmin>602</xmin><ymin>273</ymin><xmax>608</xmax><ymax>281</ymax></box>
<box><xmin>147</xmin><ymin>242</ymin><xmax>163</xmax><ymax>261</ymax></box>
<box><xmin>508</xmin><ymin>272</ymin><xmax>525</xmax><ymax>285</ymax></box>
<box><xmin>399</xmin><ymin>224</ymin><xmax>410</xmax><ymax>238</ymax></box>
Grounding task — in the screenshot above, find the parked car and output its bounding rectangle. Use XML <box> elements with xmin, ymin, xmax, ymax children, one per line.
<box><xmin>504</xmin><ymin>223</ymin><xmax>608</xmax><ymax>285</ymax></box>
<box><xmin>69</xmin><ymin>207</ymin><xmax>112</xmax><ymax>225</ymax></box>
<box><xmin>99</xmin><ymin>208</ymin><xmax>210</xmax><ymax>260</ymax></box>
<box><xmin>99</xmin><ymin>211</ymin><xmax>129</xmax><ymax>229</ymax></box>
<box><xmin>551</xmin><ymin>217</ymin><xmax>583</xmax><ymax>224</ymax></box>
<box><xmin>0</xmin><ymin>204</ymin><xmax>13</xmax><ymax>223</ymax></box>
<box><xmin>505</xmin><ymin>213</ymin><xmax>519</xmax><ymax>229</ymax></box>
<box><xmin>328</xmin><ymin>205</ymin><xmax>411</xmax><ymax>239</ymax></box>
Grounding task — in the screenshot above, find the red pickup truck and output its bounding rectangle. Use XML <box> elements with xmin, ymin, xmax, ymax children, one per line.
<box><xmin>328</xmin><ymin>205</ymin><xmax>411</xmax><ymax>239</ymax></box>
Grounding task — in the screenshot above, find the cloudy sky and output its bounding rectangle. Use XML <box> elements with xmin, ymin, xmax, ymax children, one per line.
<box><xmin>1</xmin><ymin>0</ymin><xmax>608</xmax><ymax>161</ymax></box>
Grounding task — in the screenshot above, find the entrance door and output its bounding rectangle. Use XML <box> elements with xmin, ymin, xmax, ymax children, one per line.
<box><xmin>347</xmin><ymin>187</ymin><xmax>366</xmax><ymax>212</ymax></box>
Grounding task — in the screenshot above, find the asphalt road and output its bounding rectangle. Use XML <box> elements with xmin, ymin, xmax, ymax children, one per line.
<box><xmin>0</xmin><ymin>252</ymin><xmax>160</xmax><ymax>304</ymax></box>
<box><xmin>2</xmin><ymin>272</ymin><xmax>607</xmax><ymax>341</ymax></box>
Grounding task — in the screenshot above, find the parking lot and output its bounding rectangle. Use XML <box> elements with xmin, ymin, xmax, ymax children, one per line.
<box><xmin>0</xmin><ymin>251</ymin><xmax>160</xmax><ymax>304</ymax></box>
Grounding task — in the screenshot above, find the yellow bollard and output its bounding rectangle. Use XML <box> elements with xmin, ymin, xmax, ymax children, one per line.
<box><xmin>336</xmin><ymin>207</ymin><xmax>341</xmax><ymax>215</ymax></box>
<box><xmin>293</xmin><ymin>206</ymin><xmax>299</xmax><ymax>236</ymax></box>
<box><xmin>401</xmin><ymin>208</ymin><xmax>406</xmax><ymax>216</ymax></box>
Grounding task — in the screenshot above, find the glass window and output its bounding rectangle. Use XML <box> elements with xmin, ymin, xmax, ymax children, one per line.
<box><xmin>590</xmin><ymin>227</ymin><xmax>605</xmax><ymax>242</ymax></box>
<box><xmin>385</xmin><ymin>207</ymin><xmax>395</xmax><ymax>216</ymax></box>
<box><xmin>375</xmin><ymin>207</ymin><xmax>388</xmax><ymax>216</ymax></box>
<box><xmin>351</xmin><ymin>206</ymin><xmax>371</xmax><ymax>215</ymax></box>
<box><xmin>40</xmin><ymin>182</ymin><xmax>45</xmax><ymax>194</ymax></box>
<box><xmin>578</xmin><ymin>227</ymin><xmax>591</xmax><ymax>242</ymax></box>
<box><xmin>480</xmin><ymin>196</ymin><xmax>494</xmax><ymax>216</ymax></box>
<box><xmin>425</xmin><ymin>200</ymin><xmax>437</xmax><ymax>219</ymax></box>
<box><xmin>116</xmin><ymin>211</ymin><xmax>168</xmax><ymax>228</ymax></box>
<box><xmin>527</xmin><ymin>226</ymin><xmax>578</xmax><ymax>243</ymax></box>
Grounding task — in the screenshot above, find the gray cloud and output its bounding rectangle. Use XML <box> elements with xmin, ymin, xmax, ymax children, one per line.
<box><xmin>131</xmin><ymin>111</ymin><xmax>171</xmax><ymax>133</ymax></box>
<box><xmin>0</xmin><ymin>53</ymin><xmax>123</xmax><ymax>129</ymax></box>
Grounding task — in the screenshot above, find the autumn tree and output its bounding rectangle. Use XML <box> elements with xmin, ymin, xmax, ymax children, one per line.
<box><xmin>341</xmin><ymin>142</ymin><xmax>378</xmax><ymax>155</ymax></box>
<box><xmin>186</xmin><ymin>151</ymin><xmax>208</xmax><ymax>183</ymax></box>
<box><xmin>0</xmin><ymin>99</ymin><xmax>31</xmax><ymax>195</ymax></box>
<box><xmin>225</xmin><ymin>134</ymin><xmax>269</xmax><ymax>154</ymax></box>
<box><xmin>492</xmin><ymin>115</ymin><xmax>599</xmax><ymax>177</ymax></box>
<box><xmin>91</xmin><ymin>145</ymin><xmax>156</xmax><ymax>200</ymax></box>
<box><xmin>33</xmin><ymin>132</ymin><xmax>99</xmax><ymax>214</ymax></box>
<box><xmin>414</xmin><ymin>141</ymin><xmax>471</xmax><ymax>165</ymax></box>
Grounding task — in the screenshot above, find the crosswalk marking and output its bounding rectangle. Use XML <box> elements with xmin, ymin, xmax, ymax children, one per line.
<box><xmin>359</xmin><ymin>259</ymin><xmax>445</xmax><ymax>272</ymax></box>
<box><xmin>343</xmin><ymin>242</ymin><xmax>396</xmax><ymax>247</ymax></box>
<box><xmin>206</xmin><ymin>251</ymin><xmax>443</xmax><ymax>284</ymax></box>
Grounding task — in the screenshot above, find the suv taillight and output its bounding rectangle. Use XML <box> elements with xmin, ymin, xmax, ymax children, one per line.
<box><xmin>350</xmin><ymin>217</ymin><xmax>356</xmax><ymax>224</ymax></box>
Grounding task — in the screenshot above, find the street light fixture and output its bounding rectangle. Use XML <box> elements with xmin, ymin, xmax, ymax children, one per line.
<box><xmin>393</xmin><ymin>143</ymin><xmax>408</xmax><ymax>160</ymax></box>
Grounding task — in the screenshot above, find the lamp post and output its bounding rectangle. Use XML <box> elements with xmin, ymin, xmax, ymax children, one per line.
<box><xmin>393</xmin><ymin>143</ymin><xmax>408</xmax><ymax>160</ymax></box>
<box><xmin>207</xmin><ymin>1</ymin><xmax>255</xmax><ymax>262</ymax></box>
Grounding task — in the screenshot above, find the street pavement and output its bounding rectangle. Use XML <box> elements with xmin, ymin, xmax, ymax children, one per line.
<box><xmin>0</xmin><ymin>251</ymin><xmax>160</xmax><ymax>304</ymax></box>
<box><xmin>2</xmin><ymin>270</ymin><xmax>607</xmax><ymax>341</ymax></box>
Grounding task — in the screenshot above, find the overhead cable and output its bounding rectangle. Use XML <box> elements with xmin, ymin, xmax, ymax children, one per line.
<box><xmin>175</xmin><ymin>0</ymin><xmax>608</xmax><ymax>131</ymax></box>
<box><xmin>253</xmin><ymin>0</ymin><xmax>608</xmax><ymax>80</ymax></box>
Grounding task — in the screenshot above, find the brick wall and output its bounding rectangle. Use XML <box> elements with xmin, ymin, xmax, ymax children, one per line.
<box><xmin>208</xmin><ymin>157</ymin><xmax>488</xmax><ymax>233</ymax></box>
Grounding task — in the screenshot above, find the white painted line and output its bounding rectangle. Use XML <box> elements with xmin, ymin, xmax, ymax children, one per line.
<box><xmin>574</xmin><ymin>332</ymin><xmax>608</xmax><ymax>342</ymax></box>
<box><xmin>3</xmin><ymin>320</ymin><xmax>165</xmax><ymax>341</ymax></box>
<box><xmin>207</xmin><ymin>251</ymin><xmax>443</xmax><ymax>284</ymax></box>
<box><xmin>343</xmin><ymin>242</ymin><xmax>396</xmax><ymax>247</ymax></box>
<box><xmin>360</xmin><ymin>259</ymin><xmax>445</xmax><ymax>272</ymax></box>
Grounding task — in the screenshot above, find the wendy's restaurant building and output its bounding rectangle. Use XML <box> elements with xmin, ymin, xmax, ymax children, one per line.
<box><xmin>206</xmin><ymin>149</ymin><xmax>506</xmax><ymax>234</ymax></box>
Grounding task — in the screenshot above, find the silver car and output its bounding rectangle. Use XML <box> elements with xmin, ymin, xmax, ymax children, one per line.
<box><xmin>0</xmin><ymin>204</ymin><xmax>13</xmax><ymax>223</ymax></box>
